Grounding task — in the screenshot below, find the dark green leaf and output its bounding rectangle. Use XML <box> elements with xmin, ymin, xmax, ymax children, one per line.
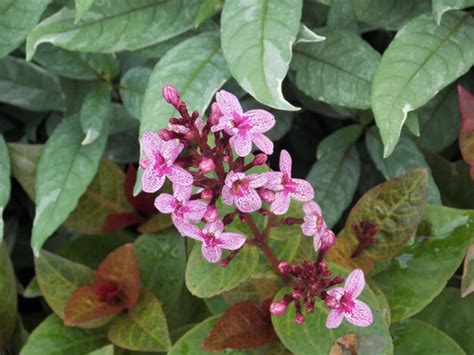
<box><xmin>119</xmin><ymin>67</ymin><xmax>152</xmax><ymax>119</ymax></box>
<box><xmin>195</xmin><ymin>0</ymin><xmax>223</xmax><ymax>26</ymax></box>
<box><xmin>0</xmin><ymin>135</ymin><xmax>11</xmax><ymax>244</ymax></box>
<box><xmin>327</xmin><ymin>0</ymin><xmax>359</xmax><ymax>32</ymax></box>
<box><xmin>75</xmin><ymin>0</ymin><xmax>94</xmax><ymax>23</ymax></box>
<box><xmin>432</xmin><ymin>0</ymin><xmax>474</xmax><ymax>24</ymax></box>
<box><xmin>79</xmin><ymin>83</ymin><xmax>111</xmax><ymax>144</ymax></box>
<box><xmin>0</xmin><ymin>245</ymin><xmax>17</xmax><ymax>347</ymax></box>
<box><xmin>8</xmin><ymin>143</ymin><xmax>42</xmax><ymax>200</ymax></box>
<box><xmin>317</xmin><ymin>125</ymin><xmax>362</xmax><ymax>159</ymax></box>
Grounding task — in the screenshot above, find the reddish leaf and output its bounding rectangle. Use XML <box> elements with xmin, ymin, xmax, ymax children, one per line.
<box><xmin>101</xmin><ymin>212</ymin><xmax>145</xmax><ymax>233</ymax></box>
<box><xmin>95</xmin><ymin>244</ymin><xmax>141</xmax><ymax>309</ymax></box>
<box><xmin>64</xmin><ymin>285</ymin><xmax>124</xmax><ymax>327</ymax></box>
<box><xmin>458</xmin><ymin>85</ymin><xmax>474</xmax><ymax>180</ymax></box>
<box><xmin>124</xmin><ymin>165</ymin><xmax>156</xmax><ymax>217</ymax></box>
<box><xmin>201</xmin><ymin>301</ymin><xmax>277</xmax><ymax>352</ymax></box>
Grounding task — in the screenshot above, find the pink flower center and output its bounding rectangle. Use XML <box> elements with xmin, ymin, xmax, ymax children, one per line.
<box><xmin>282</xmin><ymin>174</ymin><xmax>296</xmax><ymax>192</ymax></box>
<box><xmin>231</xmin><ymin>178</ymin><xmax>250</xmax><ymax>197</ymax></box>
<box><xmin>232</xmin><ymin>112</ymin><xmax>251</xmax><ymax>132</ymax></box>
<box><xmin>203</xmin><ymin>233</ymin><xmax>221</xmax><ymax>247</ymax></box>
<box><xmin>173</xmin><ymin>200</ymin><xmax>190</xmax><ymax>219</ymax></box>
<box><xmin>340</xmin><ymin>292</ymin><xmax>355</xmax><ymax>312</ymax></box>
<box><xmin>152</xmin><ymin>153</ymin><xmax>170</xmax><ymax>175</ymax></box>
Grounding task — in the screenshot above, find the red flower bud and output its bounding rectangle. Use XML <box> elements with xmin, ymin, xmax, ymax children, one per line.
<box><xmin>204</xmin><ymin>206</ymin><xmax>219</xmax><ymax>223</ymax></box>
<box><xmin>208</xmin><ymin>102</ymin><xmax>221</xmax><ymax>126</ymax></box>
<box><xmin>278</xmin><ymin>261</ymin><xmax>292</xmax><ymax>274</ymax></box>
<box><xmin>258</xmin><ymin>188</ymin><xmax>275</xmax><ymax>203</ymax></box>
<box><xmin>162</xmin><ymin>84</ymin><xmax>180</xmax><ymax>107</ymax></box>
<box><xmin>270</xmin><ymin>299</ymin><xmax>289</xmax><ymax>316</ymax></box>
<box><xmin>159</xmin><ymin>128</ymin><xmax>175</xmax><ymax>141</ymax></box>
<box><xmin>295</xmin><ymin>312</ymin><xmax>305</xmax><ymax>325</ymax></box>
<box><xmin>201</xmin><ymin>189</ymin><xmax>213</xmax><ymax>201</ymax></box>
<box><xmin>252</xmin><ymin>153</ymin><xmax>268</xmax><ymax>166</ymax></box>
<box><xmin>199</xmin><ymin>157</ymin><xmax>216</xmax><ymax>174</ymax></box>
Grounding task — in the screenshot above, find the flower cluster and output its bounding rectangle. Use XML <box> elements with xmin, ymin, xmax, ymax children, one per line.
<box><xmin>139</xmin><ymin>84</ymin><xmax>373</xmax><ymax>329</ymax></box>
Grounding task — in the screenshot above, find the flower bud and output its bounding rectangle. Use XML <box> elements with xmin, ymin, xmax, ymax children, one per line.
<box><xmin>183</xmin><ymin>130</ymin><xmax>197</xmax><ymax>141</ymax></box>
<box><xmin>278</xmin><ymin>261</ymin><xmax>292</xmax><ymax>274</ymax></box>
<box><xmin>162</xmin><ymin>84</ymin><xmax>180</xmax><ymax>107</ymax></box>
<box><xmin>252</xmin><ymin>153</ymin><xmax>268</xmax><ymax>166</ymax></box>
<box><xmin>291</xmin><ymin>289</ymin><xmax>303</xmax><ymax>300</ymax></box>
<box><xmin>159</xmin><ymin>128</ymin><xmax>175</xmax><ymax>141</ymax></box>
<box><xmin>208</xmin><ymin>102</ymin><xmax>221</xmax><ymax>126</ymax></box>
<box><xmin>223</xmin><ymin>155</ymin><xmax>231</xmax><ymax>163</ymax></box>
<box><xmin>305</xmin><ymin>303</ymin><xmax>315</xmax><ymax>314</ymax></box>
<box><xmin>270</xmin><ymin>299</ymin><xmax>289</xmax><ymax>316</ymax></box>
<box><xmin>204</xmin><ymin>206</ymin><xmax>219</xmax><ymax>223</ymax></box>
<box><xmin>199</xmin><ymin>157</ymin><xmax>215</xmax><ymax>174</ymax></box>
<box><xmin>201</xmin><ymin>189</ymin><xmax>213</xmax><ymax>201</ymax></box>
<box><xmin>258</xmin><ymin>188</ymin><xmax>275</xmax><ymax>203</ymax></box>
<box><xmin>320</xmin><ymin>229</ymin><xmax>336</xmax><ymax>253</ymax></box>
<box><xmin>295</xmin><ymin>312</ymin><xmax>305</xmax><ymax>325</ymax></box>
<box><xmin>325</xmin><ymin>294</ymin><xmax>340</xmax><ymax>309</ymax></box>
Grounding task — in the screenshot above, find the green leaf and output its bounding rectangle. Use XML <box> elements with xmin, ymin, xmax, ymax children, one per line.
<box><xmin>35</xmin><ymin>250</ymin><xmax>94</xmax><ymax>319</ymax></box>
<box><xmin>415</xmin><ymin>84</ymin><xmax>461</xmax><ymax>153</ymax></box>
<box><xmin>24</xmin><ymin>277</ymin><xmax>42</xmax><ymax>298</ymax></box>
<box><xmin>404</xmin><ymin>112</ymin><xmax>420</xmax><ymax>137</ymax></box>
<box><xmin>107</xmin><ymin>290</ymin><xmax>171</xmax><ymax>352</ymax></box>
<box><xmin>64</xmin><ymin>159</ymin><xmax>134</xmax><ymax>235</ymax></box>
<box><xmin>373</xmin><ymin>205</ymin><xmax>474</xmax><ymax>322</ymax></box>
<box><xmin>371</xmin><ymin>11</ymin><xmax>474</xmax><ymax>157</ymax></box>
<box><xmin>291</xmin><ymin>29</ymin><xmax>380</xmax><ymax>109</ymax></box>
<box><xmin>307</xmin><ymin>146</ymin><xmax>361</xmax><ymax>228</ymax></box>
<box><xmin>327</xmin><ymin>0</ymin><xmax>358</xmax><ymax>32</ymax></box>
<box><xmin>134</xmin><ymin>230</ymin><xmax>186</xmax><ymax>312</ymax></box>
<box><xmin>316</xmin><ymin>125</ymin><xmax>362</xmax><ymax>159</ymax></box>
<box><xmin>119</xmin><ymin>67</ymin><xmax>152</xmax><ymax>119</ymax></box>
<box><xmin>185</xmin><ymin>244</ymin><xmax>259</xmax><ymax>298</ymax></box>
<box><xmin>168</xmin><ymin>315</ymin><xmax>219</xmax><ymax>355</ymax></box>
<box><xmin>0</xmin><ymin>56</ymin><xmax>63</xmax><ymax>111</ymax></box>
<box><xmin>390</xmin><ymin>319</ymin><xmax>464</xmax><ymax>355</ymax></box>
<box><xmin>20</xmin><ymin>314</ymin><xmax>108</xmax><ymax>355</ymax></box>
<box><xmin>8</xmin><ymin>143</ymin><xmax>42</xmax><ymax>200</ymax></box>
<box><xmin>75</xmin><ymin>0</ymin><xmax>94</xmax><ymax>23</ymax></box>
<box><xmin>462</xmin><ymin>245</ymin><xmax>474</xmax><ymax>297</ymax></box>
<box><xmin>140</xmin><ymin>31</ymin><xmax>230</xmax><ymax>135</ymax></box>
<box><xmin>79</xmin><ymin>83</ymin><xmax>111</xmax><ymax>144</ymax></box>
<box><xmin>432</xmin><ymin>0</ymin><xmax>474</xmax><ymax>24</ymax></box>
<box><xmin>0</xmin><ymin>135</ymin><xmax>11</xmax><ymax>244</ymax></box>
<box><xmin>221</xmin><ymin>0</ymin><xmax>302</xmax><ymax>110</ymax></box>
<box><xmin>366</xmin><ymin>129</ymin><xmax>441</xmax><ymax>205</ymax></box>
<box><xmin>294</xmin><ymin>24</ymin><xmax>326</xmax><ymax>44</ymax></box>
<box><xmin>87</xmin><ymin>344</ymin><xmax>114</xmax><ymax>355</ymax></box>
<box><xmin>26</xmin><ymin>0</ymin><xmax>203</xmax><ymax>59</ymax></box>
<box><xmin>351</xmin><ymin>0</ymin><xmax>431</xmax><ymax>30</ymax></box>
<box><xmin>32</xmin><ymin>44</ymin><xmax>119</xmax><ymax>80</ymax></box>
<box><xmin>272</xmin><ymin>264</ymin><xmax>393</xmax><ymax>355</ymax></box>
<box><xmin>0</xmin><ymin>0</ymin><xmax>51</xmax><ymax>58</ymax></box>
<box><xmin>0</xmin><ymin>245</ymin><xmax>17</xmax><ymax>347</ymax></box>
<box><xmin>195</xmin><ymin>0</ymin><xmax>223</xmax><ymax>27</ymax></box>
<box><xmin>32</xmin><ymin>117</ymin><xmax>107</xmax><ymax>255</ymax></box>
<box><xmin>415</xmin><ymin>287</ymin><xmax>474</xmax><ymax>354</ymax></box>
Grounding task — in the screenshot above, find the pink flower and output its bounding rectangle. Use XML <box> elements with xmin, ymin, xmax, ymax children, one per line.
<box><xmin>222</xmin><ymin>171</ymin><xmax>267</xmax><ymax>213</ymax></box>
<box><xmin>182</xmin><ymin>220</ymin><xmax>246</xmax><ymax>263</ymax></box>
<box><xmin>302</xmin><ymin>201</ymin><xmax>327</xmax><ymax>238</ymax></box>
<box><xmin>211</xmin><ymin>90</ymin><xmax>275</xmax><ymax>157</ymax></box>
<box><xmin>315</xmin><ymin>229</ymin><xmax>336</xmax><ymax>253</ymax></box>
<box><xmin>139</xmin><ymin>132</ymin><xmax>192</xmax><ymax>193</ymax></box>
<box><xmin>325</xmin><ymin>269</ymin><xmax>373</xmax><ymax>329</ymax></box>
<box><xmin>154</xmin><ymin>184</ymin><xmax>207</xmax><ymax>235</ymax></box>
<box><xmin>265</xmin><ymin>150</ymin><xmax>314</xmax><ymax>215</ymax></box>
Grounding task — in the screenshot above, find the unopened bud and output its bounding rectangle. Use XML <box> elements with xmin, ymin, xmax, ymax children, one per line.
<box><xmin>291</xmin><ymin>289</ymin><xmax>303</xmax><ymax>300</ymax></box>
<box><xmin>278</xmin><ymin>261</ymin><xmax>292</xmax><ymax>274</ymax></box>
<box><xmin>325</xmin><ymin>295</ymin><xmax>340</xmax><ymax>309</ymax></box>
<box><xmin>305</xmin><ymin>303</ymin><xmax>315</xmax><ymax>314</ymax></box>
<box><xmin>162</xmin><ymin>84</ymin><xmax>180</xmax><ymax>107</ymax></box>
<box><xmin>159</xmin><ymin>128</ymin><xmax>175</xmax><ymax>141</ymax></box>
<box><xmin>199</xmin><ymin>157</ymin><xmax>215</xmax><ymax>174</ymax></box>
<box><xmin>252</xmin><ymin>153</ymin><xmax>268</xmax><ymax>166</ymax></box>
<box><xmin>208</xmin><ymin>102</ymin><xmax>222</xmax><ymax>126</ymax></box>
<box><xmin>295</xmin><ymin>312</ymin><xmax>305</xmax><ymax>325</ymax></box>
<box><xmin>223</xmin><ymin>155</ymin><xmax>231</xmax><ymax>163</ymax></box>
<box><xmin>201</xmin><ymin>189</ymin><xmax>213</xmax><ymax>201</ymax></box>
<box><xmin>183</xmin><ymin>130</ymin><xmax>197</xmax><ymax>141</ymax></box>
<box><xmin>320</xmin><ymin>229</ymin><xmax>336</xmax><ymax>253</ymax></box>
<box><xmin>270</xmin><ymin>299</ymin><xmax>289</xmax><ymax>316</ymax></box>
<box><xmin>204</xmin><ymin>206</ymin><xmax>219</xmax><ymax>223</ymax></box>
<box><xmin>258</xmin><ymin>189</ymin><xmax>275</xmax><ymax>203</ymax></box>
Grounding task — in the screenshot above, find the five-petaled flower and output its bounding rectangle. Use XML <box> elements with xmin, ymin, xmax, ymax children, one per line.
<box><xmin>139</xmin><ymin>131</ymin><xmax>192</xmax><ymax>193</ymax></box>
<box><xmin>182</xmin><ymin>220</ymin><xmax>246</xmax><ymax>263</ymax></box>
<box><xmin>302</xmin><ymin>201</ymin><xmax>327</xmax><ymax>238</ymax></box>
<box><xmin>265</xmin><ymin>150</ymin><xmax>314</xmax><ymax>215</ymax></box>
<box><xmin>325</xmin><ymin>269</ymin><xmax>373</xmax><ymax>328</ymax></box>
<box><xmin>222</xmin><ymin>171</ymin><xmax>267</xmax><ymax>213</ymax></box>
<box><xmin>211</xmin><ymin>90</ymin><xmax>275</xmax><ymax>156</ymax></box>
<box><xmin>154</xmin><ymin>184</ymin><xmax>207</xmax><ymax>236</ymax></box>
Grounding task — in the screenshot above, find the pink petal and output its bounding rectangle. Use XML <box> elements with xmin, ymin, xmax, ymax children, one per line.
<box><xmin>252</xmin><ymin>132</ymin><xmax>274</xmax><ymax>155</ymax></box>
<box><xmin>304</xmin><ymin>201</ymin><xmax>322</xmax><ymax>216</ymax></box>
<box><xmin>141</xmin><ymin>168</ymin><xmax>165</xmax><ymax>193</ymax></box>
<box><xmin>203</xmin><ymin>220</ymin><xmax>225</xmax><ymax>236</ymax></box>
<box><xmin>290</xmin><ymin>179</ymin><xmax>314</xmax><ymax>201</ymax></box>
<box><xmin>216</xmin><ymin>90</ymin><xmax>243</xmax><ymax>116</ymax></box>
<box><xmin>313</xmin><ymin>234</ymin><xmax>322</xmax><ymax>251</ymax></box>
<box><xmin>326</xmin><ymin>309</ymin><xmax>345</xmax><ymax>329</ymax></box>
<box><xmin>247</xmin><ymin>109</ymin><xmax>275</xmax><ymax>133</ymax></box>
<box><xmin>185</xmin><ymin>201</ymin><xmax>207</xmax><ymax>222</ymax></box>
<box><xmin>211</xmin><ymin>115</ymin><xmax>233</xmax><ymax>133</ymax></box>
<box><xmin>230</xmin><ymin>131</ymin><xmax>252</xmax><ymax>157</ymax></box>
<box><xmin>344</xmin><ymin>269</ymin><xmax>366</xmax><ymax>299</ymax></box>
<box><xmin>326</xmin><ymin>287</ymin><xmax>344</xmax><ymax>300</ymax></box>
<box><xmin>173</xmin><ymin>183</ymin><xmax>192</xmax><ymax>201</ymax></box>
<box><xmin>279</xmin><ymin>150</ymin><xmax>292</xmax><ymax>176</ymax></box>
<box><xmin>248</xmin><ymin>173</ymin><xmax>267</xmax><ymax>188</ymax></box>
<box><xmin>174</xmin><ymin>218</ymin><xmax>192</xmax><ymax>237</ymax></box>
<box><xmin>221</xmin><ymin>185</ymin><xmax>234</xmax><ymax>205</ymax></box>
<box><xmin>263</xmin><ymin>172</ymin><xmax>283</xmax><ymax>191</ymax></box>
<box><xmin>345</xmin><ymin>300</ymin><xmax>373</xmax><ymax>327</ymax></box>
<box><xmin>202</xmin><ymin>244</ymin><xmax>222</xmax><ymax>263</ymax></box>
<box><xmin>235</xmin><ymin>188</ymin><xmax>262</xmax><ymax>213</ymax></box>
<box><xmin>195</xmin><ymin>117</ymin><xmax>205</xmax><ymax>134</ymax></box>
<box><xmin>219</xmin><ymin>232</ymin><xmax>246</xmax><ymax>250</ymax></box>
<box><xmin>166</xmin><ymin>165</ymin><xmax>193</xmax><ymax>186</ymax></box>
<box><xmin>161</xmin><ymin>139</ymin><xmax>183</xmax><ymax>164</ymax></box>
<box><xmin>141</xmin><ymin>131</ymin><xmax>163</xmax><ymax>157</ymax></box>
<box><xmin>270</xmin><ymin>191</ymin><xmax>291</xmax><ymax>215</ymax></box>
<box><xmin>180</xmin><ymin>223</ymin><xmax>203</xmax><ymax>241</ymax></box>
<box><xmin>154</xmin><ymin>193</ymin><xmax>175</xmax><ymax>213</ymax></box>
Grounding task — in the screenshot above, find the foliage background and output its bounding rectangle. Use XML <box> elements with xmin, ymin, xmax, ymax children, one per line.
<box><xmin>0</xmin><ymin>0</ymin><xmax>474</xmax><ymax>354</ymax></box>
